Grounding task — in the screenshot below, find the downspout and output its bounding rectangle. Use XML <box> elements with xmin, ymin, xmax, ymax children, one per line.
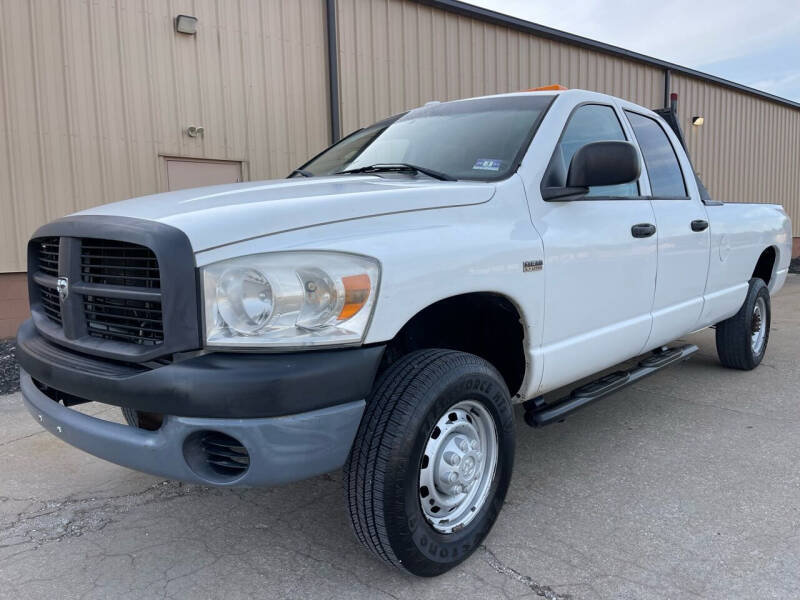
<box><xmin>325</xmin><ymin>0</ymin><xmax>341</xmax><ymax>143</ymax></box>
<box><xmin>663</xmin><ymin>68</ymin><xmax>671</xmax><ymax>109</ymax></box>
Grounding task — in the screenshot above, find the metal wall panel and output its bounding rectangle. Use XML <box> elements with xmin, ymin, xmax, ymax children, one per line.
<box><xmin>672</xmin><ymin>73</ymin><xmax>800</xmax><ymax>235</ymax></box>
<box><xmin>336</xmin><ymin>0</ymin><xmax>664</xmax><ymax>133</ymax></box>
<box><xmin>0</xmin><ymin>0</ymin><xmax>330</xmax><ymax>272</ymax></box>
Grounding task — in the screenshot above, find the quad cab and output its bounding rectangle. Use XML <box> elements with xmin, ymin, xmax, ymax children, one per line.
<box><xmin>18</xmin><ymin>89</ymin><xmax>791</xmax><ymax>575</ymax></box>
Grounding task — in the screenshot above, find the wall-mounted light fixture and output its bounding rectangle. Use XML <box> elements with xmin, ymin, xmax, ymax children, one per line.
<box><xmin>691</xmin><ymin>116</ymin><xmax>704</xmax><ymax>127</ymax></box>
<box><xmin>186</xmin><ymin>126</ymin><xmax>204</xmax><ymax>138</ymax></box>
<box><xmin>175</xmin><ymin>15</ymin><xmax>198</xmax><ymax>35</ymax></box>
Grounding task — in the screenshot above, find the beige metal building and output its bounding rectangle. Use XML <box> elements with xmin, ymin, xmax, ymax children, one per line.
<box><xmin>1</xmin><ymin>0</ymin><xmax>798</xmax><ymax>337</ymax></box>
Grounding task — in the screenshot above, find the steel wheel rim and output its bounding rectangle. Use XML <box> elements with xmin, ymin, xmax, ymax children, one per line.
<box><xmin>751</xmin><ymin>296</ymin><xmax>767</xmax><ymax>354</ymax></box>
<box><xmin>418</xmin><ymin>400</ymin><xmax>498</xmax><ymax>534</ymax></box>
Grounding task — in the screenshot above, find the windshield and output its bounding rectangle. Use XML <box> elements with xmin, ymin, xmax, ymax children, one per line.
<box><xmin>297</xmin><ymin>95</ymin><xmax>554</xmax><ymax>181</ymax></box>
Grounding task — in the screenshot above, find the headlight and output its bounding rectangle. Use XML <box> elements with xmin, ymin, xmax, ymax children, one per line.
<box><xmin>202</xmin><ymin>251</ymin><xmax>380</xmax><ymax>348</ymax></box>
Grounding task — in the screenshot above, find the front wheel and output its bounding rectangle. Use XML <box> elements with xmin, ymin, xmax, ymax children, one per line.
<box><xmin>343</xmin><ymin>349</ymin><xmax>515</xmax><ymax>576</ymax></box>
<box><xmin>715</xmin><ymin>278</ymin><xmax>771</xmax><ymax>370</ymax></box>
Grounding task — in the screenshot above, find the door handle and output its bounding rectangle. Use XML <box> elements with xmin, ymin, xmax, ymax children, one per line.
<box><xmin>691</xmin><ymin>219</ymin><xmax>709</xmax><ymax>232</ymax></box>
<box><xmin>631</xmin><ymin>223</ymin><xmax>656</xmax><ymax>238</ymax></box>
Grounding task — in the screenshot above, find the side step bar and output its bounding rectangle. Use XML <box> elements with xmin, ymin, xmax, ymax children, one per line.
<box><xmin>524</xmin><ymin>344</ymin><xmax>698</xmax><ymax>427</ymax></box>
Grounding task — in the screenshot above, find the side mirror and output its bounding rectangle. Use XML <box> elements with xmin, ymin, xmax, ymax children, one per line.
<box><xmin>567</xmin><ymin>140</ymin><xmax>640</xmax><ymax>188</ymax></box>
<box><xmin>542</xmin><ymin>140</ymin><xmax>641</xmax><ymax>201</ymax></box>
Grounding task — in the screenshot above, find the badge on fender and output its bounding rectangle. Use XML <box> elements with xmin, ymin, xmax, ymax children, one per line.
<box><xmin>523</xmin><ymin>260</ymin><xmax>543</xmax><ymax>272</ymax></box>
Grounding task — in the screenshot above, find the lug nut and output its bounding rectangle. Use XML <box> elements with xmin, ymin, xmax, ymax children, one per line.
<box><xmin>470</xmin><ymin>439</ymin><xmax>478</xmax><ymax>450</ymax></box>
<box><xmin>446</xmin><ymin>471</ymin><xmax>459</xmax><ymax>484</ymax></box>
<box><xmin>444</xmin><ymin>451</ymin><xmax>461</xmax><ymax>466</ymax></box>
<box><xmin>458</xmin><ymin>438</ymin><xmax>470</xmax><ymax>452</ymax></box>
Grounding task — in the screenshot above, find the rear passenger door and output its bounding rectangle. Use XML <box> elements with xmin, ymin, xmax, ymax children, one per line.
<box><xmin>624</xmin><ymin>110</ymin><xmax>710</xmax><ymax>348</ymax></box>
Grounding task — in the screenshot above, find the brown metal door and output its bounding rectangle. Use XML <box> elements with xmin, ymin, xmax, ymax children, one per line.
<box><xmin>165</xmin><ymin>158</ymin><xmax>242</xmax><ymax>191</ymax></box>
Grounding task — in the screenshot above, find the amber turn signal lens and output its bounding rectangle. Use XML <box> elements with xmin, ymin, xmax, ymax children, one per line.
<box><xmin>339</xmin><ymin>274</ymin><xmax>371</xmax><ymax>319</ymax></box>
<box><xmin>526</xmin><ymin>84</ymin><xmax>568</xmax><ymax>91</ymax></box>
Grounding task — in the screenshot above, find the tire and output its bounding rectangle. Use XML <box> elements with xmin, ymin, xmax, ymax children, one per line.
<box><xmin>121</xmin><ymin>407</ymin><xmax>139</xmax><ymax>427</ymax></box>
<box><xmin>121</xmin><ymin>408</ymin><xmax>162</xmax><ymax>431</ymax></box>
<box><xmin>715</xmin><ymin>278</ymin><xmax>771</xmax><ymax>370</ymax></box>
<box><xmin>344</xmin><ymin>349</ymin><xmax>515</xmax><ymax>577</ymax></box>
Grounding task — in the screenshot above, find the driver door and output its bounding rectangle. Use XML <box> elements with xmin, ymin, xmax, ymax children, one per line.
<box><xmin>526</xmin><ymin>102</ymin><xmax>658</xmax><ymax>394</ymax></box>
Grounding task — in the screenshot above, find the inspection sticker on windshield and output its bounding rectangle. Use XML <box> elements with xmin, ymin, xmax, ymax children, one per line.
<box><xmin>473</xmin><ymin>158</ymin><xmax>502</xmax><ymax>171</ymax></box>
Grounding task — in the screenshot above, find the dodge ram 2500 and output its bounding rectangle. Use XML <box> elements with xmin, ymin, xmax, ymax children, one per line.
<box><xmin>17</xmin><ymin>89</ymin><xmax>792</xmax><ymax>576</ymax></box>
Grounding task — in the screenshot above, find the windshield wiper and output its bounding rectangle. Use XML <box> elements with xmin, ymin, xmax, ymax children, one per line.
<box><xmin>336</xmin><ymin>163</ymin><xmax>455</xmax><ymax>181</ymax></box>
<box><xmin>288</xmin><ymin>168</ymin><xmax>313</xmax><ymax>178</ymax></box>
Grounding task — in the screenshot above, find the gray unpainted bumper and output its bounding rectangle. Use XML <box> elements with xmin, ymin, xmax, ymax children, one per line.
<box><xmin>20</xmin><ymin>370</ymin><xmax>365</xmax><ymax>487</ymax></box>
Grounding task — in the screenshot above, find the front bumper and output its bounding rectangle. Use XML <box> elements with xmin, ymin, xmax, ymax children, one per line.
<box><xmin>17</xmin><ymin>320</ymin><xmax>385</xmax><ymax>486</ymax></box>
<box><xmin>20</xmin><ymin>370</ymin><xmax>365</xmax><ymax>486</ymax></box>
<box><xmin>16</xmin><ymin>319</ymin><xmax>384</xmax><ymax>418</ymax></box>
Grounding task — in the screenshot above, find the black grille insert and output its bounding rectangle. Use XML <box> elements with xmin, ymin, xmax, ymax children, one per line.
<box><xmin>81</xmin><ymin>240</ymin><xmax>161</xmax><ymax>289</ymax></box>
<box><xmin>35</xmin><ymin>237</ymin><xmax>61</xmax><ymax>325</ymax></box>
<box><xmin>37</xmin><ymin>237</ymin><xmax>60</xmax><ymax>277</ymax></box>
<box><xmin>39</xmin><ymin>287</ymin><xmax>63</xmax><ymax>325</ymax></box>
<box><xmin>28</xmin><ymin>218</ymin><xmax>199</xmax><ymax>362</ymax></box>
<box><xmin>201</xmin><ymin>432</ymin><xmax>250</xmax><ymax>477</ymax></box>
<box><xmin>182</xmin><ymin>431</ymin><xmax>251</xmax><ymax>482</ymax></box>
<box><xmin>80</xmin><ymin>239</ymin><xmax>164</xmax><ymax>346</ymax></box>
<box><xmin>84</xmin><ymin>296</ymin><xmax>164</xmax><ymax>345</ymax></box>
<box><xmin>32</xmin><ymin>236</ymin><xmax>166</xmax><ymax>347</ymax></box>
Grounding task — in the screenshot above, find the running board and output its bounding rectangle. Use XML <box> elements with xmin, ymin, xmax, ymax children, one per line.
<box><xmin>524</xmin><ymin>344</ymin><xmax>698</xmax><ymax>428</ymax></box>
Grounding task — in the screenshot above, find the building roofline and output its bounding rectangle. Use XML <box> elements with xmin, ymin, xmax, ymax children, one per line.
<box><xmin>417</xmin><ymin>0</ymin><xmax>800</xmax><ymax>111</ymax></box>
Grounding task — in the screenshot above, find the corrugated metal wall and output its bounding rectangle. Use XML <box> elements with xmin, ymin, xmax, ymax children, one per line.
<box><xmin>0</xmin><ymin>0</ymin><xmax>330</xmax><ymax>273</ymax></box>
<box><xmin>672</xmin><ymin>73</ymin><xmax>800</xmax><ymax>234</ymax></box>
<box><xmin>336</xmin><ymin>0</ymin><xmax>664</xmax><ymax>133</ymax></box>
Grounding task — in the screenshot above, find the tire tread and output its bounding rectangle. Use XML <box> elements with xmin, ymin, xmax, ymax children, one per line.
<box><xmin>343</xmin><ymin>349</ymin><xmax>502</xmax><ymax>571</ymax></box>
<box><xmin>716</xmin><ymin>278</ymin><xmax>769</xmax><ymax>370</ymax></box>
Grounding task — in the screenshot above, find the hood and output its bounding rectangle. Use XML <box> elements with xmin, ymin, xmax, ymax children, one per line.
<box><xmin>77</xmin><ymin>175</ymin><xmax>495</xmax><ymax>252</ymax></box>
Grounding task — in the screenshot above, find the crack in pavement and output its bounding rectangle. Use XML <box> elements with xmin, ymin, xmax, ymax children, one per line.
<box><xmin>0</xmin><ymin>480</ymin><xmax>216</xmax><ymax>550</ymax></box>
<box><xmin>480</xmin><ymin>545</ymin><xmax>571</xmax><ymax>600</ymax></box>
<box><xmin>0</xmin><ymin>429</ymin><xmax>46</xmax><ymax>448</ymax></box>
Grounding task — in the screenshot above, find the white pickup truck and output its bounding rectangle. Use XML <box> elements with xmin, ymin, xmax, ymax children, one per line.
<box><xmin>17</xmin><ymin>89</ymin><xmax>791</xmax><ymax>576</ymax></box>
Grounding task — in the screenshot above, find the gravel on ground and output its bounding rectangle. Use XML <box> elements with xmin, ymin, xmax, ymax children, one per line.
<box><xmin>0</xmin><ymin>338</ymin><xmax>18</xmax><ymax>396</ymax></box>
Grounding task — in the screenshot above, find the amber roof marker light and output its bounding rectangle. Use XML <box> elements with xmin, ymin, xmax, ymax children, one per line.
<box><xmin>526</xmin><ymin>84</ymin><xmax>569</xmax><ymax>91</ymax></box>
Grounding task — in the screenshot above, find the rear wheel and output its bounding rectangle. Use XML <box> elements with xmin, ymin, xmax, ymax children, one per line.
<box><xmin>715</xmin><ymin>278</ymin><xmax>771</xmax><ymax>370</ymax></box>
<box><xmin>344</xmin><ymin>349</ymin><xmax>515</xmax><ymax>576</ymax></box>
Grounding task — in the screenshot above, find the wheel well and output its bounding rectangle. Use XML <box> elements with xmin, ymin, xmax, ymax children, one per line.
<box><xmin>753</xmin><ymin>247</ymin><xmax>776</xmax><ymax>285</ymax></box>
<box><xmin>380</xmin><ymin>293</ymin><xmax>526</xmax><ymax>397</ymax></box>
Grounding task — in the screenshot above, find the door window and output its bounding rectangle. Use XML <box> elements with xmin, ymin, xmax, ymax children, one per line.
<box><xmin>544</xmin><ymin>104</ymin><xmax>638</xmax><ymax>197</ymax></box>
<box><xmin>625</xmin><ymin>111</ymin><xmax>688</xmax><ymax>198</ymax></box>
